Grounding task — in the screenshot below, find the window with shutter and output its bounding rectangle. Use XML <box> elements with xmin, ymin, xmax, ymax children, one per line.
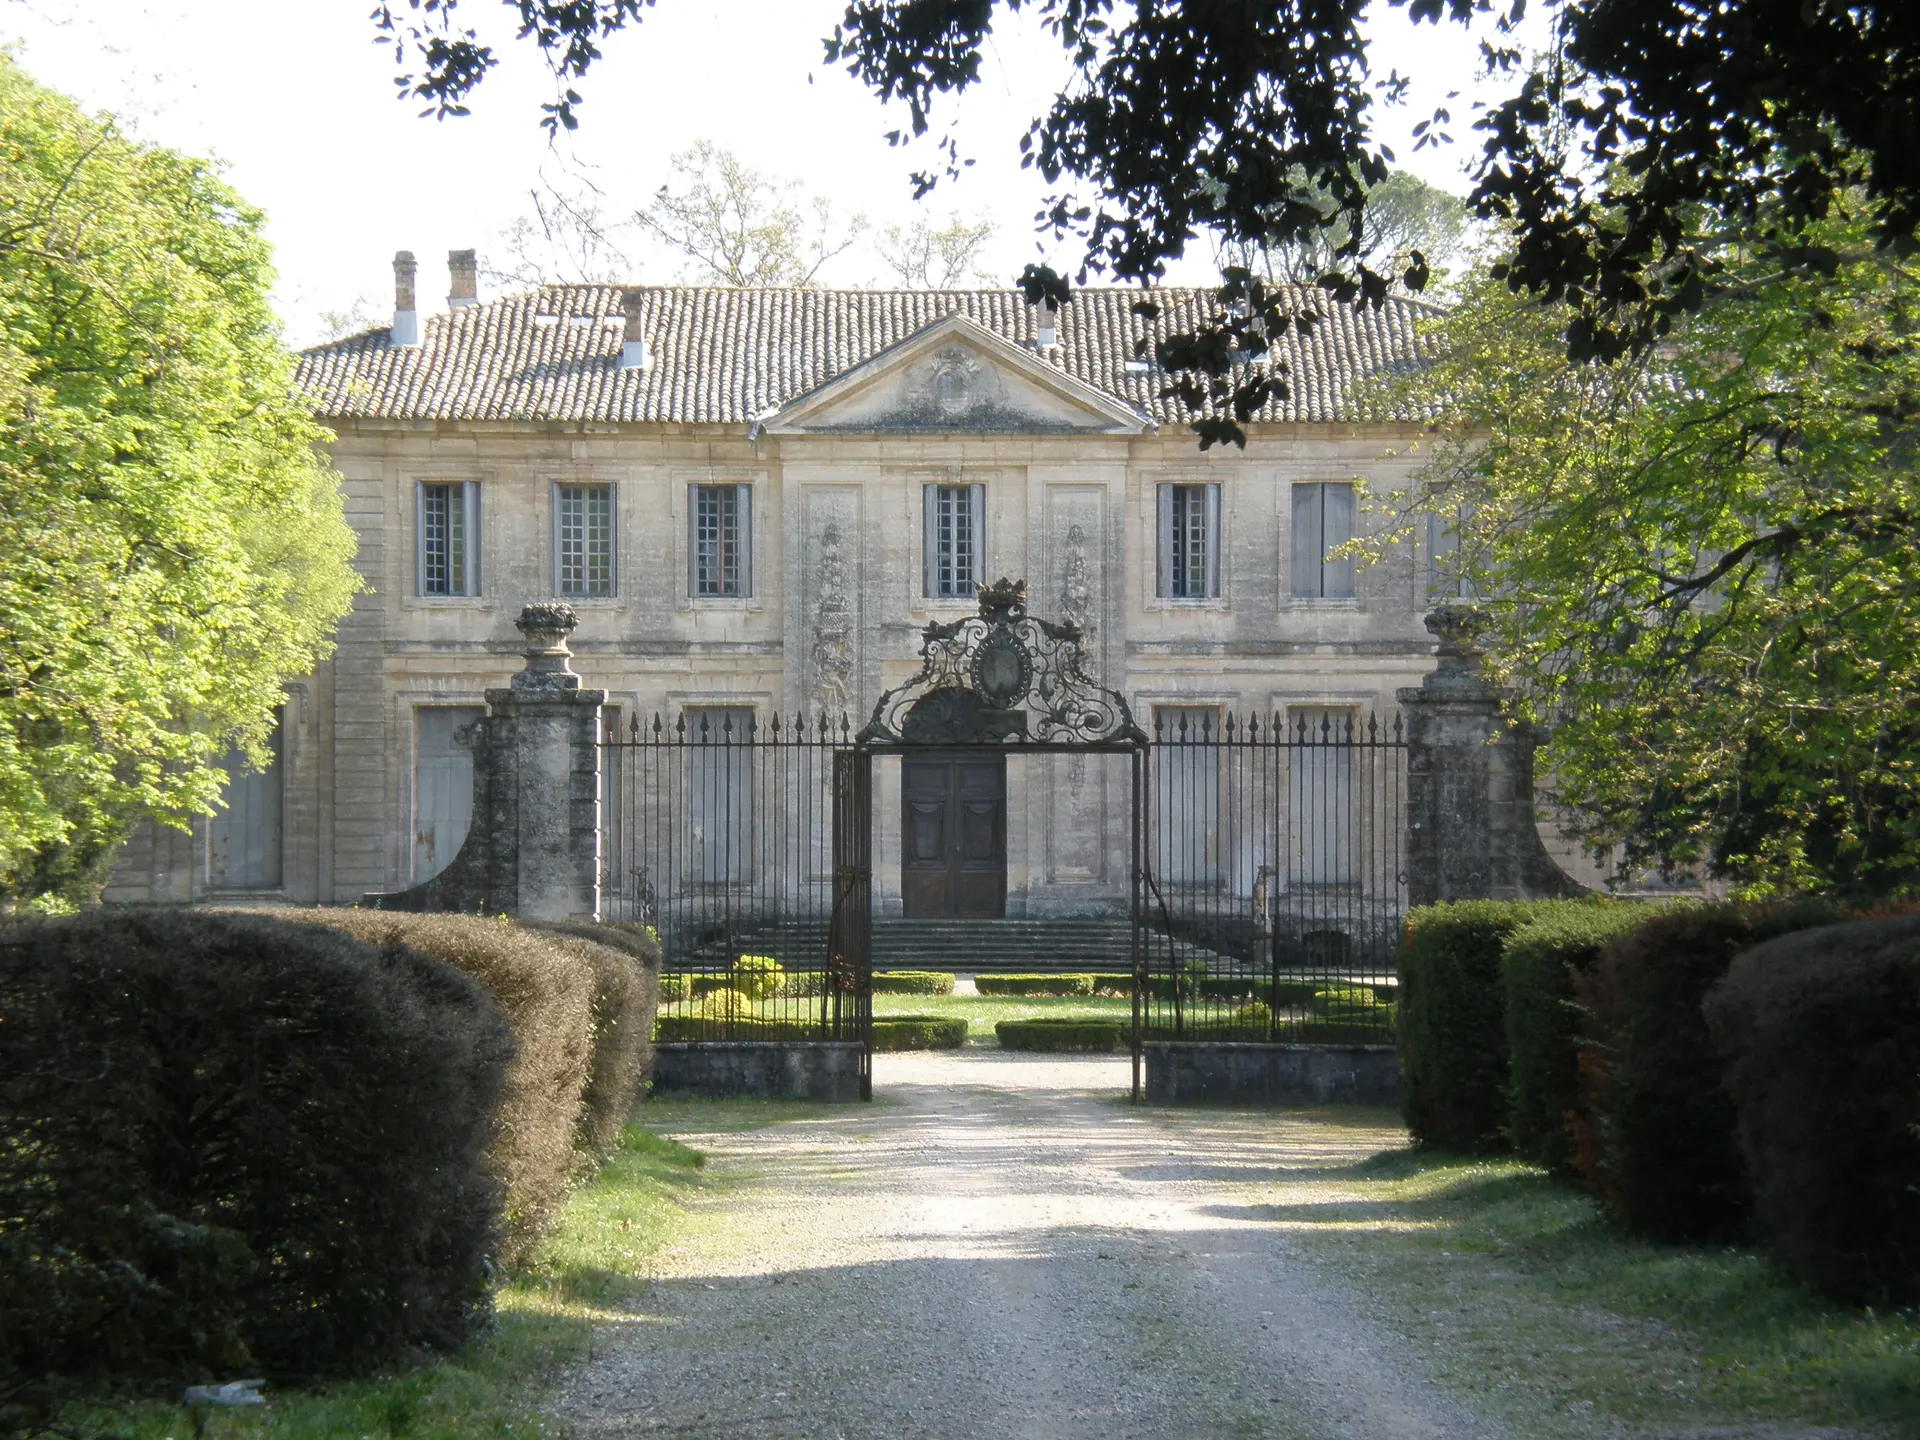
<box><xmin>690</xmin><ymin>483</ymin><xmax>752</xmax><ymax>597</ymax></box>
<box><xmin>1290</xmin><ymin>482</ymin><xmax>1356</xmax><ymax>599</ymax></box>
<box><xmin>1155</xmin><ymin>483</ymin><xmax>1220</xmax><ymax>599</ymax></box>
<box><xmin>417</xmin><ymin>482</ymin><xmax>480</xmax><ymax>596</ymax></box>
<box><xmin>555</xmin><ymin>483</ymin><xmax>615</xmax><ymax>597</ymax></box>
<box><xmin>923</xmin><ymin>483</ymin><xmax>983</xmax><ymax>598</ymax></box>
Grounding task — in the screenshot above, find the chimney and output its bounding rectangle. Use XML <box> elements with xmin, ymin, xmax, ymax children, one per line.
<box><xmin>617</xmin><ymin>287</ymin><xmax>651</xmax><ymax>371</ymax></box>
<box><xmin>1034</xmin><ymin>300</ymin><xmax>1058</xmax><ymax>350</ymax></box>
<box><xmin>447</xmin><ymin>249</ymin><xmax>478</xmax><ymax>309</ymax></box>
<box><xmin>391</xmin><ymin>250</ymin><xmax>419</xmax><ymax>347</ymax></box>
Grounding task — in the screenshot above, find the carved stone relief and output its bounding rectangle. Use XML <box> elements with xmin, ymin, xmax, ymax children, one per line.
<box><xmin>808</xmin><ymin>518</ymin><xmax>857</xmax><ymax>722</ymax></box>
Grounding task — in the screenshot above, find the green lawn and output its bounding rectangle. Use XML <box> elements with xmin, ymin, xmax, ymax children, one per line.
<box><xmin>1277</xmin><ymin>1143</ymin><xmax>1920</xmax><ymax>1437</ymax></box>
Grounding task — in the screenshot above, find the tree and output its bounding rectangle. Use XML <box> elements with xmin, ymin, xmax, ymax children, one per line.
<box><xmin>1386</xmin><ymin>197</ymin><xmax>1920</xmax><ymax>899</ymax></box>
<box><xmin>875</xmin><ymin>211</ymin><xmax>996</xmax><ymax>288</ymax></box>
<box><xmin>635</xmin><ymin>141</ymin><xmax>865</xmax><ymax>288</ymax></box>
<box><xmin>0</xmin><ymin>56</ymin><xmax>361</xmax><ymax>907</ymax></box>
<box><xmin>375</xmin><ymin>1</ymin><xmax>1920</xmax><ymax>439</ymax></box>
<box><xmin>1215</xmin><ymin>170</ymin><xmax>1470</xmax><ymax>290</ymax></box>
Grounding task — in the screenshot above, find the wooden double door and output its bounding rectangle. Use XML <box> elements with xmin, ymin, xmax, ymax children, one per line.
<box><xmin>901</xmin><ymin>753</ymin><xmax>1007</xmax><ymax>917</ymax></box>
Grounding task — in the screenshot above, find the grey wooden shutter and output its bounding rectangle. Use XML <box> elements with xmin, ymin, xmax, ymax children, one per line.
<box><xmin>414</xmin><ymin>482</ymin><xmax>427</xmax><ymax>596</ymax></box>
<box><xmin>687</xmin><ymin>484</ymin><xmax>700</xmax><ymax>597</ymax></box>
<box><xmin>464</xmin><ymin>482</ymin><xmax>482</xmax><ymax>595</ymax></box>
<box><xmin>969</xmin><ymin>481</ymin><xmax>986</xmax><ymax>588</ymax></box>
<box><xmin>1156</xmin><ymin>483</ymin><xmax>1174</xmax><ymax>598</ymax></box>
<box><xmin>1324</xmin><ymin>483</ymin><xmax>1355</xmax><ymax>598</ymax></box>
<box><xmin>1290</xmin><ymin>483</ymin><xmax>1323</xmax><ymax>598</ymax></box>
<box><xmin>922</xmin><ymin>483</ymin><xmax>937</xmax><ymax>597</ymax></box>
<box><xmin>737</xmin><ymin>483</ymin><xmax>753</xmax><ymax>597</ymax></box>
<box><xmin>1204</xmin><ymin>483</ymin><xmax>1222</xmax><ymax>598</ymax></box>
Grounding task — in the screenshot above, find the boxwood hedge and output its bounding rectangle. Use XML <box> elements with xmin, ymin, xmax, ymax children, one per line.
<box><xmin>873</xmin><ymin>969</ymin><xmax>956</xmax><ymax>995</ymax></box>
<box><xmin>995</xmin><ymin>1017</ymin><xmax>1124</xmax><ymax>1051</ymax></box>
<box><xmin>873</xmin><ymin>1015</ymin><xmax>968</xmax><ymax>1050</ymax></box>
<box><xmin>975</xmin><ymin>972</ymin><xmax>1096</xmax><ymax>997</ymax></box>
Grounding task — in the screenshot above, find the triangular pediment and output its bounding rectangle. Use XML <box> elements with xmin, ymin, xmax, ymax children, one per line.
<box><xmin>754</xmin><ymin>314</ymin><xmax>1153</xmax><ymax>436</ymax></box>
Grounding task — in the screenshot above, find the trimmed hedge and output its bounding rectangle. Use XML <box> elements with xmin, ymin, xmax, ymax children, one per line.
<box><xmin>1576</xmin><ymin>900</ymin><xmax>1843</xmax><ymax>1242</ymax></box>
<box><xmin>282</xmin><ymin>910</ymin><xmax>596</xmax><ymax>1262</ymax></box>
<box><xmin>873</xmin><ymin>969</ymin><xmax>956</xmax><ymax>995</ymax></box>
<box><xmin>976</xmin><ymin>972</ymin><xmax>1096</xmax><ymax>997</ymax></box>
<box><xmin>1398</xmin><ymin>900</ymin><xmax>1544</xmax><ymax>1151</ymax></box>
<box><xmin>660</xmin><ymin>973</ymin><xmax>690</xmax><ymax>1003</ymax></box>
<box><xmin>996</xmin><ymin>1017</ymin><xmax>1124</xmax><ymax>1051</ymax></box>
<box><xmin>0</xmin><ymin>909</ymin><xmax>509</xmax><ymax>1386</ymax></box>
<box><xmin>519</xmin><ymin>919</ymin><xmax>662</xmax><ymax>1157</ymax></box>
<box><xmin>873</xmin><ymin>1015</ymin><xmax>968</xmax><ymax>1050</ymax></box>
<box><xmin>1500</xmin><ymin>904</ymin><xmax>1647</xmax><ymax>1173</ymax></box>
<box><xmin>1705</xmin><ymin>915</ymin><xmax>1920</xmax><ymax>1305</ymax></box>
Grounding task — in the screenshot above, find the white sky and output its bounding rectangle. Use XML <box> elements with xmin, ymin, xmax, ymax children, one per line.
<box><xmin>1</xmin><ymin>0</ymin><xmax>1534</xmax><ymax>347</ymax></box>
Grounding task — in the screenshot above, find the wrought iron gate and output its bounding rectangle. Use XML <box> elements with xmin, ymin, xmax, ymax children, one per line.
<box><xmin>600</xmin><ymin>711</ymin><xmax>865</xmax><ymax>1047</ymax></box>
<box><xmin>1138</xmin><ymin>711</ymin><xmax>1407</xmax><ymax>1047</ymax></box>
<box><xmin>601</xmin><ymin>580</ymin><xmax>1408</xmax><ymax>1104</ymax></box>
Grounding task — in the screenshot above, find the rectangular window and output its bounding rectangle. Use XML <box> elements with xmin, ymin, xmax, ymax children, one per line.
<box><xmin>1290</xmin><ymin>482</ymin><xmax>1356</xmax><ymax>599</ymax></box>
<box><xmin>1155</xmin><ymin>483</ymin><xmax>1221</xmax><ymax>599</ymax></box>
<box><xmin>554</xmin><ymin>483</ymin><xmax>615</xmax><ymax>598</ymax></box>
<box><xmin>923</xmin><ymin>482</ymin><xmax>985</xmax><ymax>599</ymax></box>
<box><xmin>417</xmin><ymin>482</ymin><xmax>480</xmax><ymax>596</ymax></box>
<box><xmin>414</xmin><ymin>706</ymin><xmax>484</xmax><ymax>883</ymax></box>
<box><xmin>690</xmin><ymin>483</ymin><xmax>753</xmax><ymax>598</ymax></box>
<box><xmin>208</xmin><ymin>716</ymin><xmax>284</xmax><ymax>890</ymax></box>
<box><xmin>686</xmin><ymin>707</ymin><xmax>754</xmax><ymax>884</ymax></box>
<box><xmin>1153</xmin><ymin>705</ymin><xmax>1221</xmax><ymax>886</ymax></box>
<box><xmin>1426</xmin><ymin>507</ymin><xmax>1471</xmax><ymax>599</ymax></box>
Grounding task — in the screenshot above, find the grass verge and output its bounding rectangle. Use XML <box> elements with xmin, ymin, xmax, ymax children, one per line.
<box><xmin>1285</xmin><ymin>1145</ymin><xmax>1920</xmax><ymax>1436</ymax></box>
<box><xmin>52</xmin><ymin>1124</ymin><xmax>710</xmax><ymax>1440</ymax></box>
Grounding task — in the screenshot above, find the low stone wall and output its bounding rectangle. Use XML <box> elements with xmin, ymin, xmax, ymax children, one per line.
<box><xmin>1143</xmin><ymin>1041</ymin><xmax>1400</xmax><ymax>1106</ymax></box>
<box><xmin>650</xmin><ymin>1041</ymin><xmax>864</xmax><ymax>1102</ymax></box>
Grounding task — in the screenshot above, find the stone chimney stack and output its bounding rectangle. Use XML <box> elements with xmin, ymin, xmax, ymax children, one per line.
<box><xmin>391</xmin><ymin>250</ymin><xmax>419</xmax><ymax>347</ymax></box>
<box><xmin>617</xmin><ymin>287</ymin><xmax>651</xmax><ymax>371</ymax></box>
<box><xmin>447</xmin><ymin>249</ymin><xmax>478</xmax><ymax>309</ymax></box>
<box><xmin>1033</xmin><ymin>299</ymin><xmax>1058</xmax><ymax>350</ymax></box>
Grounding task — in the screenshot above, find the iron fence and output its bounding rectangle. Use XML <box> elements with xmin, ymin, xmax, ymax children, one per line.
<box><xmin>1139</xmin><ymin>710</ymin><xmax>1407</xmax><ymax>1043</ymax></box>
<box><xmin>600</xmin><ymin>711</ymin><xmax>859</xmax><ymax>1041</ymax></box>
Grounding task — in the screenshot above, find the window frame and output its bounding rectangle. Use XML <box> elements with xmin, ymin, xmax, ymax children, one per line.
<box><xmin>415</xmin><ymin>480</ymin><xmax>482</xmax><ymax>597</ymax></box>
<box><xmin>1155</xmin><ymin>482</ymin><xmax>1222</xmax><ymax>600</ymax></box>
<box><xmin>922</xmin><ymin>481</ymin><xmax>986</xmax><ymax>600</ymax></box>
<box><xmin>688</xmin><ymin>482</ymin><xmax>753</xmax><ymax>599</ymax></box>
<box><xmin>552</xmin><ymin>481</ymin><xmax>617</xmax><ymax>599</ymax></box>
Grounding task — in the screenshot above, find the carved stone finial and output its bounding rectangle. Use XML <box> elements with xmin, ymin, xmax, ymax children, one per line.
<box><xmin>512</xmin><ymin>602</ymin><xmax>582</xmax><ymax>693</ymax></box>
<box><xmin>1425</xmin><ymin>604</ymin><xmax>1485</xmax><ymax>667</ymax></box>
<box><xmin>978</xmin><ymin>577</ymin><xmax>1027</xmax><ymax>622</ymax></box>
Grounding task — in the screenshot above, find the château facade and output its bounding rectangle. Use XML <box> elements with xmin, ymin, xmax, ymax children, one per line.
<box><xmin>108</xmin><ymin>251</ymin><xmax>1478</xmax><ymax>913</ymax></box>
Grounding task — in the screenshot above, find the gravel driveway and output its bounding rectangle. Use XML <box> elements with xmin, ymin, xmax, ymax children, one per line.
<box><xmin>550</xmin><ymin>1050</ymin><xmax>1509</xmax><ymax>1440</ymax></box>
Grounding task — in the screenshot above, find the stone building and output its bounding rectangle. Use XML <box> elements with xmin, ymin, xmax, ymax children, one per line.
<box><xmin>108</xmin><ymin>250</ymin><xmax>1468</xmax><ymax>916</ymax></box>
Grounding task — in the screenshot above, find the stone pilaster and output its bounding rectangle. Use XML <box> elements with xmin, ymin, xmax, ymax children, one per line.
<box><xmin>1397</xmin><ymin>607</ymin><xmax>1582</xmax><ymax>907</ymax></box>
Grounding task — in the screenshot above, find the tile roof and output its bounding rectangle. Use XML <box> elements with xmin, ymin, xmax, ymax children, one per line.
<box><xmin>293</xmin><ymin>284</ymin><xmax>1435</xmax><ymax>427</ymax></box>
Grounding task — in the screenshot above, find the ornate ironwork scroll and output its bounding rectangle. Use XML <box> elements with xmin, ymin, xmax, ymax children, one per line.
<box><xmin>857</xmin><ymin>577</ymin><xmax>1145</xmax><ymax>747</ymax></box>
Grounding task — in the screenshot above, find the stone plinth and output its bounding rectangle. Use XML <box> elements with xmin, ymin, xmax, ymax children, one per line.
<box><xmin>649</xmin><ymin>1042</ymin><xmax>864</xmax><ymax>1101</ymax></box>
<box><xmin>1143</xmin><ymin>1041</ymin><xmax>1401</xmax><ymax>1105</ymax></box>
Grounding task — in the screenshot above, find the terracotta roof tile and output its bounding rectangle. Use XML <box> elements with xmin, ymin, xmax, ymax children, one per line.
<box><xmin>294</xmin><ymin>284</ymin><xmax>1434</xmax><ymax>426</ymax></box>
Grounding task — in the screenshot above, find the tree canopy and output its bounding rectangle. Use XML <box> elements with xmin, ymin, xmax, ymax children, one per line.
<box><xmin>373</xmin><ymin>1</ymin><xmax>1920</xmax><ymax>440</ymax></box>
<box><xmin>0</xmin><ymin>56</ymin><xmax>361</xmax><ymax>905</ymax></box>
<box><xmin>1388</xmin><ymin>196</ymin><xmax>1920</xmax><ymax>899</ymax></box>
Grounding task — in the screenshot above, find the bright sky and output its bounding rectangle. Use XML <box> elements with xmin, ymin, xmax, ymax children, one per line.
<box><xmin>1</xmin><ymin>0</ymin><xmax>1535</xmax><ymax>348</ymax></box>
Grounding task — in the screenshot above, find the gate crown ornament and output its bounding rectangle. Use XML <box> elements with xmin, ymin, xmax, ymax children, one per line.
<box><xmin>857</xmin><ymin>576</ymin><xmax>1144</xmax><ymax>747</ymax></box>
